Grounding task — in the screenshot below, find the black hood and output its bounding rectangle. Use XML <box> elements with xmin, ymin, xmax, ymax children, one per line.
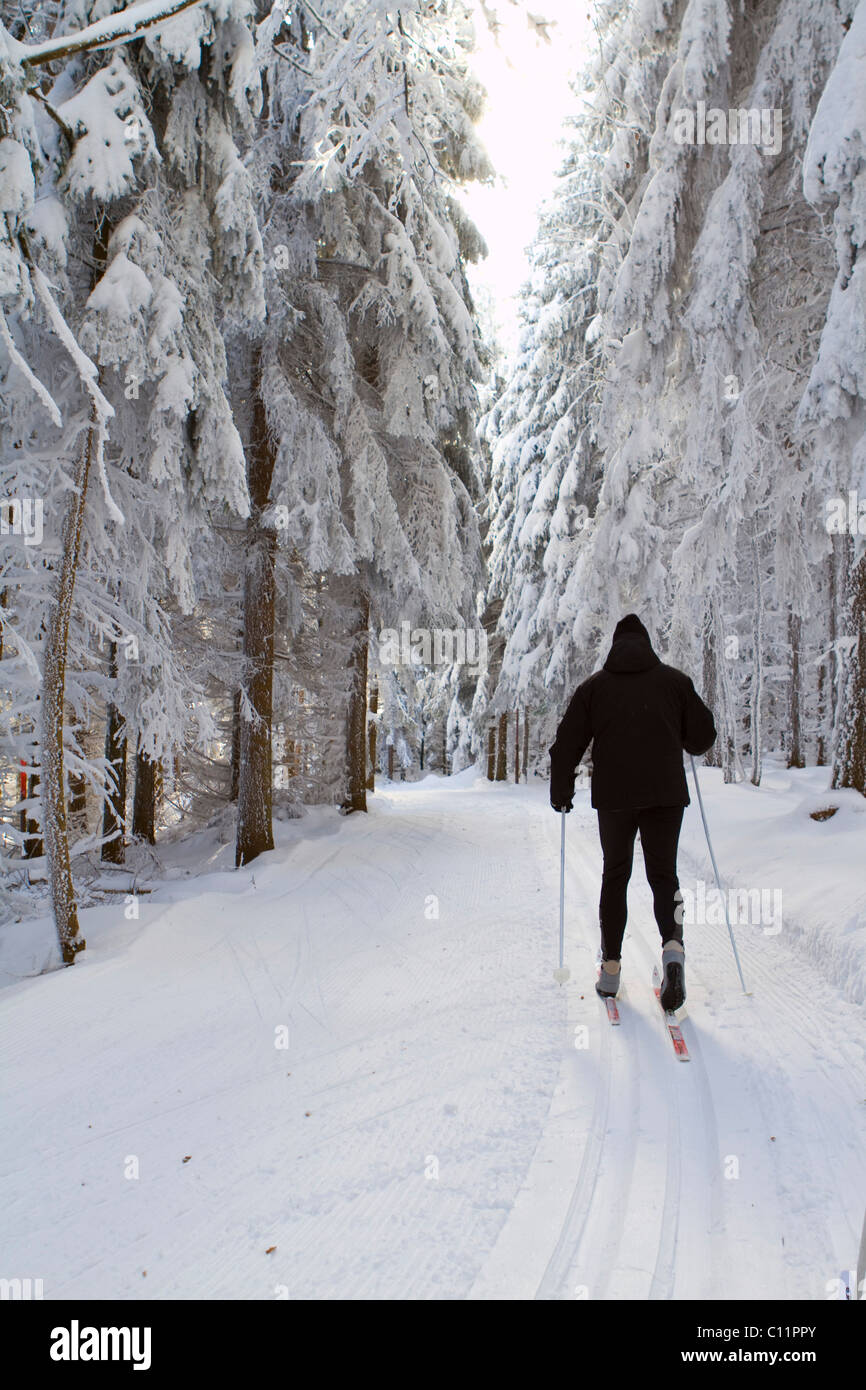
<box><xmin>603</xmin><ymin>614</ymin><xmax>660</xmax><ymax>674</ymax></box>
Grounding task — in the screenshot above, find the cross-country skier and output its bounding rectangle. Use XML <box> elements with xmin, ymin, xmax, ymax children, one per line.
<box><xmin>548</xmin><ymin>614</ymin><xmax>716</xmax><ymax>1010</ymax></box>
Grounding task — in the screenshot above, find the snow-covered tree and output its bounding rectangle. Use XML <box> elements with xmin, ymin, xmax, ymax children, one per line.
<box><xmin>481</xmin><ymin>0</ymin><xmax>860</xmax><ymax>789</ymax></box>
<box><xmin>0</xmin><ymin>0</ymin><xmax>262</xmax><ymax>955</ymax></box>
<box><xmin>231</xmin><ymin>0</ymin><xmax>491</xmax><ymax>860</ymax></box>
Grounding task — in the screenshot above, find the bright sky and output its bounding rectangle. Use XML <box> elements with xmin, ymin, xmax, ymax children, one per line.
<box><xmin>462</xmin><ymin>1</ymin><xmax>593</xmax><ymax>361</ymax></box>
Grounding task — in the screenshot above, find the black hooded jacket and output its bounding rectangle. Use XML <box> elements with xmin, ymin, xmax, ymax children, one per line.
<box><xmin>549</xmin><ymin>615</ymin><xmax>717</xmax><ymax>811</ymax></box>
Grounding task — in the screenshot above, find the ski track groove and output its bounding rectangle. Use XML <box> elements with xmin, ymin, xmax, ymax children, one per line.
<box><xmin>496</xmin><ymin>806</ymin><xmax>648</xmax><ymax>1301</ymax></box>
<box><xmin>620</xmin><ymin>922</ymin><xmax>681</xmax><ymax>1301</ymax></box>
<box><xmin>524</xmin><ymin>809</ymin><xmax>730</xmax><ymax>1301</ymax></box>
<box><xmin>575</xmin><ymin>986</ymin><xmax>642</xmax><ymax>1301</ymax></box>
<box><xmin>534</xmin><ymin>980</ymin><xmax>613</xmax><ymax>1300</ymax></box>
<box><xmin>572</xmin><ymin>819</ymin><xmax>683</xmax><ymax>1302</ymax></box>
<box><xmin>552</xmin><ymin>823</ymin><xmax>644</xmax><ymax>1302</ymax></box>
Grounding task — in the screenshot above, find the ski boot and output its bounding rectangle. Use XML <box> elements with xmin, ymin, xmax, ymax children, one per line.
<box><xmin>660</xmin><ymin>940</ymin><xmax>686</xmax><ymax>1011</ymax></box>
<box><xmin>595</xmin><ymin>959</ymin><xmax>621</xmax><ymax>998</ymax></box>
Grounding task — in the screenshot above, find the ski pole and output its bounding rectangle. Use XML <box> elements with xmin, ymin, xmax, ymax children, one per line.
<box><xmin>553</xmin><ymin>810</ymin><xmax>570</xmax><ymax>984</ymax></box>
<box><xmin>689</xmin><ymin>754</ymin><xmax>749</xmax><ymax>995</ymax></box>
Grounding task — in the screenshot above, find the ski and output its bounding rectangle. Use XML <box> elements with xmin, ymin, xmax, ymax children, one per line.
<box><xmin>652</xmin><ymin>966</ymin><xmax>690</xmax><ymax>1061</ymax></box>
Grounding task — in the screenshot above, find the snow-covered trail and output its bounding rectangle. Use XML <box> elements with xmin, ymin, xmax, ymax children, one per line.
<box><xmin>472</xmin><ymin>791</ymin><xmax>865</xmax><ymax>1300</ymax></box>
<box><xmin>1</xmin><ymin>774</ymin><xmax>863</xmax><ymax>1300</ymax></box>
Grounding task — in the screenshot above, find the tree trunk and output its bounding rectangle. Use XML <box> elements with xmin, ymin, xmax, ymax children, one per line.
<box><xmin>366</xmin><ymin>680</ymin><xmax>378</xmax><ymax>791</ymax></box>
<box><xmin>41</xmin><ymin>214</ymin><xmax>114</xmax><ymax>962</ymax></box>
<box><xmin>487</xmin><ymin>727</ymin><xmax>495</xmax><ymax>780</ymax></box>
<box><xmin>101</xmin><ymin>641</ymin><xmax>127</xmax><ymax>861</ymax></box>
<box><xmin>825</xmin><ymin>544</ymin><xmax>840</xmax><ymax>764</ymax></box>
<box><xmin>701</xmin><ymin>607</ymin><xmax>721</xmax><ymax>767</ymax></box>
<box><xmin>832</xmin><ymin>551</ymin><xmax>866</xmax><ymax>796</ymax></box>
<box><xmin>787</xmin><ymin>611</ymin><xmax>804</xmax><ymax>769</ymax></box>
<box><xmin>342</xmin><ymin>594</ymin><xmax>369</xmax><ymax>813</ymax></box>
<box><xmin>230</xmin><ymin>687</ymin><xmax>241</xmax><ymax>802</ymax></box>
<box><xmin>132</xmin><ymin>747</ymin><xmax>158</xmax><ymax>844</ymax></box>
<box><xmin>712</xmin><ymin>593</ymin><xmax>745</xmax><ymax>783</ymax></box>
<box><xmin>495</xmin><ymin>711</ymin><xmax>508</xmax><ymax>781</ymax></box>
<box><xmin>523</xmin><ymin>709</ymin><xmax>529</xmax><ymax>783</ymax></box>
<box><xmin>24</xmin><ymin>764</ymin><xmax>42</xmax><ymax>859</ymax></box>
<box><xmin>236</xmin><ymin>355</ymin><xmax>277</xmax><ymax>866</ymax></box>
<box><xmin>513</xmin><ymin>706</ymin><xmax>520</xmax><ymax>783</ymax></box>
<box><xmin>441</xmin><ymin>720</ymin><xmax>447</xmax><ymax>777</ymax></box>
<box><xmin>41</xmin><ymin>410</ymin><xmax>99</xmax><ymax>963</ymax></box>
<box><xmin>388</xmin><ymin>743</ymin><xmax>395</xmax><ymax>780</ymax></box>
<box><xmin>749</xmin><ymin>529</ymin><xmax>763</xmax><ymax>786</ymax></box>
<box><xmin>68</xmin><ymin>769</ymin><xmax>88</xmax><ymax>840</ymax></box>
<box><xmin>816</xmin><ymin>632</ymin><xmax>827</xmax><ymax>767</ymax></box>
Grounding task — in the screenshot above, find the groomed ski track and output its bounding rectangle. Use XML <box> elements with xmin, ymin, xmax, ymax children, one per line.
<box><xmin>471</xmin><ymin>781</ymin><xmax>864</xmax><ymax>1301</ymax></box>
<box><xmin>1</xmin><ymin>775</ymin><xmax>863</xmax><ymax>1300</ymax></box>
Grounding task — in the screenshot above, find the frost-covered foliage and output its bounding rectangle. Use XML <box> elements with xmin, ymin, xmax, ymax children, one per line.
<box><xmin>230</xmin><ymin>0</ymin><xmax>492</xmax><ymax>832</ymax></box>
<box><xmin>483</xmin><ymin>0</ymin><xmax>862</xmax><ymax>786</ymax></box>
<box><xmin>256</xmin><ymin>0</ymin><xmax>490</xmax><ymax>627</ymax></box>
<box><xmin>1</xmin><ymin>1</ymin><xmax>269</xmax><ymax>919</ymax></box>
<box><xmin>1</xmin><ymin>0</ymin><xmax>495</xmax><ymax>924</ymax></box>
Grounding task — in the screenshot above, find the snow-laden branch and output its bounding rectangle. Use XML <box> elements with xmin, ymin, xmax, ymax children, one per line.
<box><xmin>29</xmin><ymin>265</ymin><xmax>125</xmax><ymax>527</ymax></box>
<box><xmin>0</xmin><ymin>306</ymin><xmax>63</xmax><ymax>426</ymax></box>
<box><xmin>11</xmin><ymin>0</ymin><xmax>206</xmax><ymax>69</ymax></box>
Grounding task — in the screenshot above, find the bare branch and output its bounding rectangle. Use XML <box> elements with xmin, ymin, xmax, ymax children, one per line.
<box><xmin>271</xmin><ymin>42</ymin><xmax>314</xmax><ymax>79</ymax></box>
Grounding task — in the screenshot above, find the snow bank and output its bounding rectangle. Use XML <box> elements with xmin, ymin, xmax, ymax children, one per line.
<box><xmin>678</xmin><ymin>759</ymin><xmax>866</xmax><ymax>1006</ymax></box>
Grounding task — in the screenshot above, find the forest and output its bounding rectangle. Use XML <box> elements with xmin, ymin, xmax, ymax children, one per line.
<box><xmin>0</xmin><ymin>0</ymin><xmax>863</xmax><ymax>969</ymax></box>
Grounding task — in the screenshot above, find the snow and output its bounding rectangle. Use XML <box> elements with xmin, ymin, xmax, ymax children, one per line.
<box><xmin>1</xmin><ymin>0</ymin><xmax>865</xmax><ymax>1308</ymax></box>
<box><xmin>25</xmin><ymin>194</ymin><xmax>69</xmax><ymax>265</ymax></box>
<box><xmin>29</xmin><ymin>266</ymin><xmax>109</xmax><ymax>412</ymax></box>
<box><xmin>86</xmin><ymin>252</ymin><xmax>154</xmax><ymax>320</ymax></box>
<box><xmin>0</xmin><ymin>307</ymin><xmax>62</xmax><ymax>426</ymax></box>
<box><xmin>0</xmin><ymin>138</ymin><xmax>34</xmax><ymax>216</ymax></box>
<box><xmin>802</xmin><ymin>0</ymin><xmax>866</xmax><ymax>210</ymax></box>
<box><xmin>57</xmin><ymin>55</ymin><xmax>158</xmax><ymax>203</ymax></box>
<box><xmin>1</xmin><ymin>768</ymin><xmax>863</xmax><ymax>1298</ymax></box>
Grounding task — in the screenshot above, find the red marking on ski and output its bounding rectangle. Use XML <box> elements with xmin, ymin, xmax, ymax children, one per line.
<box><xmin>653</xmin><ymin>967</ymin><xmax>690</xmax><ymax>1061</ymax></box>
<box><xmin>604</xmin><ymin>996</ymin><xmax>620</xmax><ymax>1026</ymax></box>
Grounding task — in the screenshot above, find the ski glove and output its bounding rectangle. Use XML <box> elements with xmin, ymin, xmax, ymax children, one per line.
<box><xmin>551</xmin><ymin>796</ymin><xmax>573</xmax><ymax>813</ymax></box>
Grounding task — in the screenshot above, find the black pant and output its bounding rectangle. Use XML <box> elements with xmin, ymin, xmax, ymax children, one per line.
<box><xmin>597</xmin><ymin>806</ymin><xmax>684</xmax><ymax>961</ymax></box>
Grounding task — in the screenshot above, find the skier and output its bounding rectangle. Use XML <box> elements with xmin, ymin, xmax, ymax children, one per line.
<box><xmin>549</xmin><ymin>614</ymin><xmax>716</xmax><ymax>1010</ymax></box>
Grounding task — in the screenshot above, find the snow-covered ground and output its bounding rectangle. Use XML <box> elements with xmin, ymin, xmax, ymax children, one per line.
<box><xmin>1</xmin><ymin>765</ymin><xmax>864</xmax><ymax>1299</ymax></box>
